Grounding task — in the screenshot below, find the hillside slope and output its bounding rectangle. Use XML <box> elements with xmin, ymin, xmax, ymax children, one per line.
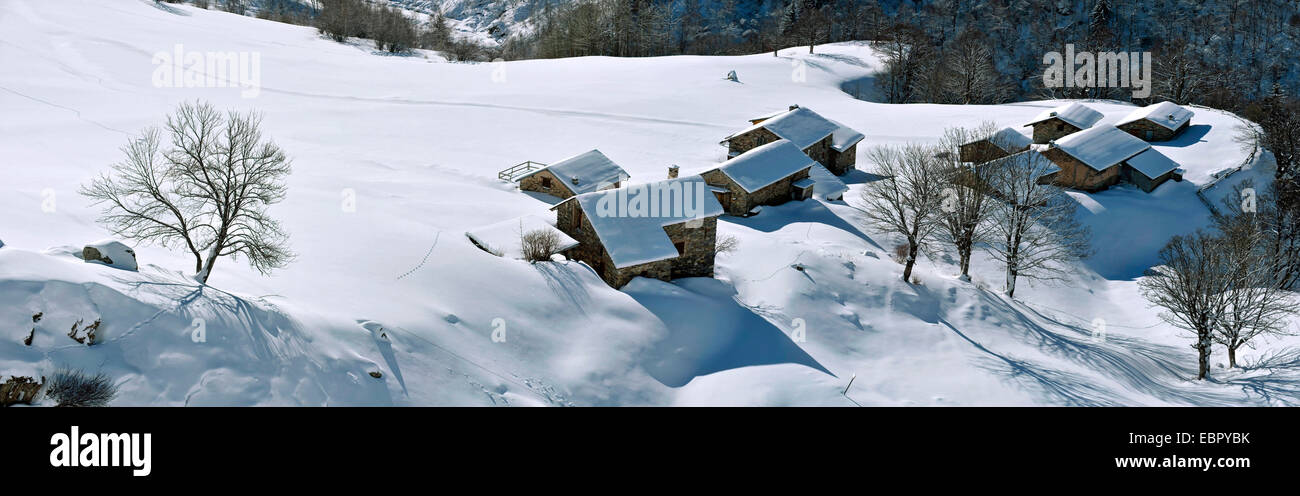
<box><xmin>1</xmin><ymin>0</ymin><xmax>1296</xmax><ymax>406</ymax></box>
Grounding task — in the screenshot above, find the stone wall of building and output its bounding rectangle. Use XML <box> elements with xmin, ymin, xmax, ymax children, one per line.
<box><xmin>958</xmin><ymin>140</ymin><xmax>1011</xmax><ymax>164</ymax></box>
<box><xmin>519</xmin><ymin>169</ymin><xmax>575</xmax><ymax>199</ymax></box>
<box><xmin>701</xmin><ymin>168</ymin><xmax>810</xmax><ymax>215</ymax></box>
<box><xmin>829</xmin><ymin>144</ymin><xmax>857</xmax><ymax>175</ymax></box>
<box><xmin>727</xmin><ymin>127</ymin><xmax>782</xmax><ymax>157</ymax></box>
<box><xmin>1031</xmin><ymin>118</ymin><xmax>1082</xmax><ymax>144</ymax></box>
<box><xmin>1117</xmin><ymin>119</ymin><xmax>1188</xmax><ymax>142</ymax></box>
<box><xmin>1041</xmin><ymin>147</ymin><xmax>1121</xmax><ymax>191</ymax></box>
<box><xmin>804</xmin><ymin>136</ymin><xmax>833</xmax><ymax>168</ymax></box>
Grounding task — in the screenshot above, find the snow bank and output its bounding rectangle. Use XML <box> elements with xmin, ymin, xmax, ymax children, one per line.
<box><xmin>465</xmin><ymin>214</ymin><xmax>578</xmax><ymax>259</ymax></box>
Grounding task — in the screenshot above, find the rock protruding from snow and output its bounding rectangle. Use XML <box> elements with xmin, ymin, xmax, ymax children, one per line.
<box><xmin>82</xmin><ymin>240</ymin><xmax>137</xmax><ymax>271</ymax></box>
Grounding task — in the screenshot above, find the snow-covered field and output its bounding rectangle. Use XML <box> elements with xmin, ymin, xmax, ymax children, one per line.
<box><xmin>2</xmin><ymin>0</ymin><xmax>1296</xmax><ymax>406</ymax></box>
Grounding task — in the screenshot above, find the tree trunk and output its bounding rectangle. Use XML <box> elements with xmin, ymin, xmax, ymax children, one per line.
<box><xmin>1197</xmin><ymin>331</ymin><xmax>1212</xmax><ymax>380</ymax></box>
<box><xmin>197</xmin><ymin>240</ymin><xmax>222</xmax><ymax>284</ymax></box>
<box><xmin>1228</xmin><ymin>345</ymin><xmax>1237</xmax><ymax>368</ymax></box>
<box><xmin>902</xmin><ymin>241</ymin><xmax>919</xmax><ymax>282</ymax></box>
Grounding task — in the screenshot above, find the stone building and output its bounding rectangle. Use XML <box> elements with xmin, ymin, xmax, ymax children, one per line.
<box><xmin>1037</xmin><ymin>125</ymin><xmax>1183</xmax><ymax>193</ymax></box>
<box><xmin>517</xmin><ymin>149</ymin><xmax>629</xmax><ymax>199</ymax></box>
<box><xmin>550</xmin><ymin>176</ymin><xmax>724</xmax><ymax>288</ymax></box>
<box><xmin>699</xmin><ymin>139</ymin><xmax>815</xmax><ymax>216</ymax></box>
<box><xmin>1023</xmin><ymin>103</ymin><xmax>1104</xmax><ymax>144</ymax></box>
<box><xmin>958</xmin><ymin>127</ymin><xmax>1033</xmax><ymax>163</ymax></box>
<box><xmin>1115</xmin><ymin>101</ymin><xmax>1194</xmax><ymax>142</ymax></box>
<box><xmin>726</xmin><ymin>105</ymin><xmax>862</xmax><ymax>175</ymax></box>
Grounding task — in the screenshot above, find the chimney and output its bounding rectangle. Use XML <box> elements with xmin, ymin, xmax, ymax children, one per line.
<box><xmin>1168</xmin><ymin>114</ymin><xmax>1176</xmax><ymax>121</ymax></box>
<box><xmin>668</xmin><ymin>165</ymin><xmax>679</xmax><ymax>179</ymax></box>
<box><xmin>571</xmin><ymin>176</ymin><xmax>580</xmax><ymax>185</ymax></box>
<box><xmin>789</xmin><ymin>104</ymin><xmax>800</xmax><ymax>111</ymax></box>
<box><xmin>1048</xmin><ymin>111</ymin><xmax>1058</xmax><ymax>117</ymax></box>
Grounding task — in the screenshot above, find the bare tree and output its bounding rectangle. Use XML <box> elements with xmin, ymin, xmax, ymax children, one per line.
<box><xmin>934</xmin><ymin>124</ymin><xmax>998</xmax><ymax>280</ymax></box>
<box><xmin>982</xmin><ymin>151</ymin><xmax>1091</xmax><ymax>297</ymax></box>
<box><xmin>1139</xmin><ymin>231</ymin><xmax>1233</xmax><ymax>380</ymax></box>
<box><xmin>82</xmin><ymin>101</ymin><xmax>294</xmax><ymax>284</ymax></box>
<box><xmin>859</xmin><ymin>144</ymin><xmax>945</xmax><ymax>282</ymax></box>
<box><xmin>942</xmin><ymin>29</ymin><xmax>1005</xmax><ymax>104</ymax></box>
<box><xmin>1212</xmin><ymin>184</ymin><xmax>1298</xmax><ymax>367</ymax></box>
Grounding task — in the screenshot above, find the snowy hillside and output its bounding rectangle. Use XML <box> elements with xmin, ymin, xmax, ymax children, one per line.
<box><xmin>2</xmin><ymin>0</ymin><xmax>1297</xmax><ymax>406</ymax></box>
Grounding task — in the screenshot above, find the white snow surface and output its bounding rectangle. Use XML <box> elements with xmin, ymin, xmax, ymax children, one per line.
<box><xmin>1115</xmin><ymin>101</ymin><xmax>1195</xmax><ymax>131</ymax></box>
<box><xmin>1027</xmin><ymin>102</ymin><xmax>1105</xmax><ymax>129</ymax></box>
<box><xmin>1052</xmin><ymin>125</ymin><xmax>1152</xmax><ymax>171</ymax></box>
<box><xmin>1</xmin><ymin>1</ymin><xmax>1297</xmax><ymax>406</ymax></box>
<box><xmin>466</xmin><ymin>214</ymin><xmax>578</xmax><ymax>259</ymax></box>
<box><xmin>519</xmin><ymin>149</ymin><xmax>629</xmax><ymax>195</ymax></box>
<box><xmin>710</xmin><ymin>139</ymin><xmax>815</xmax><ymax>193</ymax></box>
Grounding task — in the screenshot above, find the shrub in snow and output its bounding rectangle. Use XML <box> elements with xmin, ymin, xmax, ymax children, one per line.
<box><xmin>521</xmin><ymin>228</ymin><xmax>562</xmax><ymax>262</ymax></box>
<box><xmin>0</xmin><ymin>237</ymin><xmax>5</xmax><ymax>248</ymax></box>
<box><xmin>1</xmin><ymin>376</ymin><xmax>45</xmax><ymax>406</ymax></box>
<box><xmin>82</xmin><ymin>239</ymin><xmax>137</xmax><ymax>271</ymax></box>
<box><xmin>45</xmin><ymin>369</ymin><xmax>118</xmax><ymax>407</ymax></box>
<box><xmin>716</xmin><ymin>234</ymin><xmax>739</xmax><ymax>254</ymax></box>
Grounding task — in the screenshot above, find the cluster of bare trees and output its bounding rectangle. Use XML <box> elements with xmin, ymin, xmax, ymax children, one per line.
<box><xmin>1139</xmin><ymin>190</ymin><xmax>1297</xmax><ymax>379</ymax></box>
<box><xmin>859</xmin><ymin>123</ymin><xmax>1091</xmax><ymax>297</ymax></box>
<box><xmin>81</xmin><ymin>102</ymin><xmax>294</xmax><ymax>284</ymax></box>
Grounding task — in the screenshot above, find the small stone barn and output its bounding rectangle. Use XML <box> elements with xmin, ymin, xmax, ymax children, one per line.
<box><xmin>1038</xmin><ymin>125</ymin><xmax>1183</xmax><ymax>193</ymax></box>
<box><xmin>517</xmin><ymin>149</ymin><xmax>630</xmax><ymax>199</ymax></box>
<box><xmin>1115</xmin><ymin>101</ymin><xmax>1194</xmax><ymax>142</ymax></box>
<box><xmin>699</xmin><ymin>139</ymin><xmax>816</xmax><ymax>216</ymax></box>
<box><xmin>827</xmin><ymin>121</ymin><xmax>864</xmax><ymax>175</ymax></box>
<box><xmin>725</xmin><ymin>106</ymin><xmax>843</xmax><ymax>173</ymax></box>
<box><xmin>550</xmin><ymin>176</ymin><xmax>724</xmax><ymax>288</ymax></box>
<box><xmin>1024</xmin><ymin>103</ymin><xmax>1104</xmax><ymax>144</ymax></box>
<box><xmin>958</xmin><ymin>127</ymin><xmax>1033</xmax><ymax>163</ymax></box>
<box><xmin>956</xmin><ymin>149</ymin><xmax>1062</xmax><ymax>200</ymax></box>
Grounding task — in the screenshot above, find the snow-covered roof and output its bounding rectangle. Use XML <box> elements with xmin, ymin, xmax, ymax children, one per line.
<box><xmin>807</xmin><ymin>163</ymin><xmax>848</xmax><ymax>200</ymax></box>
<box><xmin>466</xmin><ymin>214</ymin><xmax>579</xmax><ymax>260</ymax></box>
<box><xmin>570</xmin><ymin>176</ymin><xmax>724</xmax><ymax>269</ymax></box>
<box><xmin>519</xmin><ymin>149</ymin><xmax>629</xmax><ymax>195</ymax></box>
<box><xmin>1124</xmin><ymin>148</ymin><xmax>1181</xmax><ymax>179</ymax></box>
<box><xmin>988</xmin><ymin>127</ymin><xmax>1033</xmax><ymax>152</ymax></box>
<box><xmin>1051</xmin><ymin>125</ymin><xmax>1150</xmax><ymax>171</ymax></box>
<box><xmin>829</xmin><ymin>119</ymin><xmax>865</xmax><ymax>152</ymax></box>
<box><xmin>727</xmin><ymin>107</ymin><xmax>839</xmax><ymax>150</ymax></box>
<box><xmin>1025</xmin><ymin>103</ymin><xmax>1104</xmax><ymax>130</ymax></box>
<box><xmin>1115</xmin><ymin>101</ymin><xmax>1195</xmax><ymax>131</ymax></box>
<box><xmin>710</xmin><ymin>139</ymin><xmax>816</xmax><ymax>193</ymax></box>
<box><xmin>792</xmin><ymin>177</ymin><xmax>815</xmax><ymax>189</ymax></box>
<box><xmin>984</xmin><ymin>149</ymin><xmax>1061</xmax><ymax>181</ymax></box>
